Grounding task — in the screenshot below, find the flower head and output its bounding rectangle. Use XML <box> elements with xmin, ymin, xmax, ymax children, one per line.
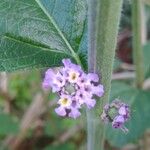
<box><xmin>101</xmin><ymin>99</ymin><xmax>130</xmax><ymax>133</ymax></box>
<box><xmin>43</xmin><ymin>59</ymin><xmax>104</xmax><ymax>119</ymax></box>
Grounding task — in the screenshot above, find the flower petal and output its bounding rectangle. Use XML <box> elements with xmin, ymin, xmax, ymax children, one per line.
<box><xmin>69</xmin><ymin>108</ymin><xmax>81</xmax><ymax>119</ymax></box>
<box><xmin>87</xmin><ymin>73</ymin><xmax>99</xmax><ymax>82</ymax></box>
<box><xmin>85</xmin><ymin>98</ymin><xmax>96</xmax><ymax>109</ymax></box>
<box><xmin>42</xmin><ymin>69</ymin><xmax>55</xmax><ymax>89</ymax></box>
<box><xmin>62</xmin><ymin>59</ymin><xmax>72</xmax><ymax>67</ymax></box>
<box><xmin>118</xmin><ymin>106</ymin><xmax>127</xmax><ymax>115</ymax></box>
<box><xmin>112</xmin><ymin>115</ymin><xmax>125</xmax><ymax>129</ymax></box>
<box><xmin>55</xmin><ymin>106</ymin><xmax>66</xmax><ymax>117</ymax></box>
<box><xmin>92</xmin><ymin>84</ymin><xmax>104</xmax><ymax>97</ymax></box>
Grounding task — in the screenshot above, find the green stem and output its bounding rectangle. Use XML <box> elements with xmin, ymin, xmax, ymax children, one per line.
<box><xmin>87</xmin><ymin>0</ymin><xmax>98</xmax><ymax>149</ymax></box>
<box><xmin>87</xmin><ymin>0</ymin><xmax>123</xmax><ymax>150</ymax></box>
<box><xmin>132</xmin><ymin>0</ymin><xmax>144</xmax><ymax>88</ymax></box>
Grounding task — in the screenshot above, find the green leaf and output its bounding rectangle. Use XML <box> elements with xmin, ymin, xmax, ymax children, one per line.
<box><xmin>0</xmin><ymin>113</ymin><xmax>19</xmax><ymax>136</ymax></box>
<box><xmin>44</xmin><ymin>114</ymin><xmax>77</xmax><ymax>137</ymax></box>
<box><xmin>106</xmin><ymin>81</ymin><xmax>150</xmax><ymax>147</ymax></box>
<box><xmin>0</xmin><ymin>0</ymin><xmax>87</xmax><ymax>71</ymax></box>
<box><xmin>143</xmin><ymin>42</ymin><xmax>150</xmax><ymax>78</ymax></box>
<box><xmin>44</xmin><ymin>143</ymin><xmax>75</xmax><ymax>150</ymax></box>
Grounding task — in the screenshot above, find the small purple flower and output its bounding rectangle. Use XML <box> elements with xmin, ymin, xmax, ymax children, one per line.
<box><xmin>112</xmin><ymin>115</ymin><xmax>125</xmax><ymax>128</ymax></box>
<box><xmin>55</xmin><ymin>94</ymin><xmax>72</xmax><ymax>116</ymax></box>
<box><xmin>43</xmin><ymin>59</ymin><xmax>104</xmax><ymax>119</ymax></box>
<box><xmin>42</xmin><ymin>69</ymin><xmax>66</xmax><ymax>92</ymax></box>
<box><xmin>119</xmin><ymin>104</ymin><xmax>130</xmax><ymax>121</ymax></box>
<box><xmin>42</xmin><ymin>69</ymin><xmax>55</xmax><ymax>89</ymax></box>
<box><xmin>87</xmin><ymin>73</ymin><xmax>99</xmax><ymax>82</ymax></box>
<box><xmin>69</xmin><ymin>107</ymin><xmax>81</xmax><ymax>119</ymax></box>
<box><xmin>84</xmin><ymin>97</ymin><xmax>96</xmax><ymax>109</ymax></box>
<box><xmin>101</xmin><ymin>99</ymin><xmax>130</xmax><ymax>132</ymax></box>
<box><xmin>92</xmin><ymin>84</ymin><xmax>104</xmax><ymax>97</ymax></box>
<box><xmin>55</xmin><ymin>107</ymin><xmax>66</xmax><ymax>117</ymax></box>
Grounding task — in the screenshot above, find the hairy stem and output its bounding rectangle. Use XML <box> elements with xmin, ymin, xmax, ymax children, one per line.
<box><xmin>132</xmin><ymin>0</ymin><xmax>144</xmax><ymax>88</ymax></box>
<box><xmin>87</xmin><ymin>0</ymin><xmax>123</xmax><ymax>150</ymax></box>
<box><xmin>87</xmin><ymin>0</ymin><xmax>97</xmax><ymax>149</ymax></box>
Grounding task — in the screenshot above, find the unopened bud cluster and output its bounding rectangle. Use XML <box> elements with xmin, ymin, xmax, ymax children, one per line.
<box><xmin>101</xmin><ymin>99</ymin><xmax>130</xmax><ymax>132</ymax></box>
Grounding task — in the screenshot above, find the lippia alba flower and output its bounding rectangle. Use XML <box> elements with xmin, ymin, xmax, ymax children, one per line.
<box><xmin>101</xmin><ymin>99</ymin><xmax>130</xmax><ymax>133</ymax></box>
<box><xmin>43</xmin><ymin>59</ymin><xmax>104</xmax><ymax>119</ymax></box>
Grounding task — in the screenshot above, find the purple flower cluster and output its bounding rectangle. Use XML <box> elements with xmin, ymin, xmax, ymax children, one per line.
<box><xmin>43</xmin><ymin>59</ymin><xmax>104</xmax><ymax>119</ymax></box>
<box><xmin>101</xmin><ymin>99</ymin><xmax>130</xmax><ymax>132</ymax></box>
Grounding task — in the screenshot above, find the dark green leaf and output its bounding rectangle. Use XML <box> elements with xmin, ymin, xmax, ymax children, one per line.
<box><xmin>0</xmin><ymin>0</ymin><xmax>87</xmax><ymax>71</ymax></box>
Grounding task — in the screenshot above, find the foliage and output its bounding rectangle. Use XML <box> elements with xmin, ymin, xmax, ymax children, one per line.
<box><xmin>0</xmin><ymin>113</ymin><xmax>19</xmax><ymax>136</ymax></box>
<box><xmin>8</xmin><ymin>71</ymin><xmax>41</xmax><ymax>110</ymax></box>
<box><xmin>44</xmin><ymin>143</ymin><xmax>76</xmax><ymax>150</ymax></box>
<box><xmin>0</xmin><ymin>0</ymin><xmax>87</xmax><ymax>71</ymax></box>
<box><xmin>0</xmin><ymin>0</ymin><xmax>150</xmax><ymax>150</ymax></box>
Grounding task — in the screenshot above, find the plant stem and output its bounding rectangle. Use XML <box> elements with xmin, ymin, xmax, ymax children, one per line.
<box><xmin>87</xmin><ymin>0</ymin><xmax>123</xmax><ymax>150</ymax></box>
<box><xmin>87</xmin><ymin>0</ymin><xmax>98</xmax><ymax>149</ymax></box>
<box><xmin>132</xmin><ymin>0</ymin><xmax>144</xmax><ymax>88</ymax></box>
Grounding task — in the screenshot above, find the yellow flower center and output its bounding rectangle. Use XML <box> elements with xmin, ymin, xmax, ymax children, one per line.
<box><xmin>71</xmin><ymin>72</ymin><xmax>77</xmax><ymax>80</ymax></box>
<box><xmin>62</xmin><ymin>98</ymin><xmax>68</xmax><ymax>105</ymax></box>
<box><xmin>68</xmin><ymin>72</ymin><xmax>79</xmax><ymax>83</ymax></box>
<box><xmin>60</xmin><ymin>98</ymin><xmax>70</xmax><ymax>106</ymax></box>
